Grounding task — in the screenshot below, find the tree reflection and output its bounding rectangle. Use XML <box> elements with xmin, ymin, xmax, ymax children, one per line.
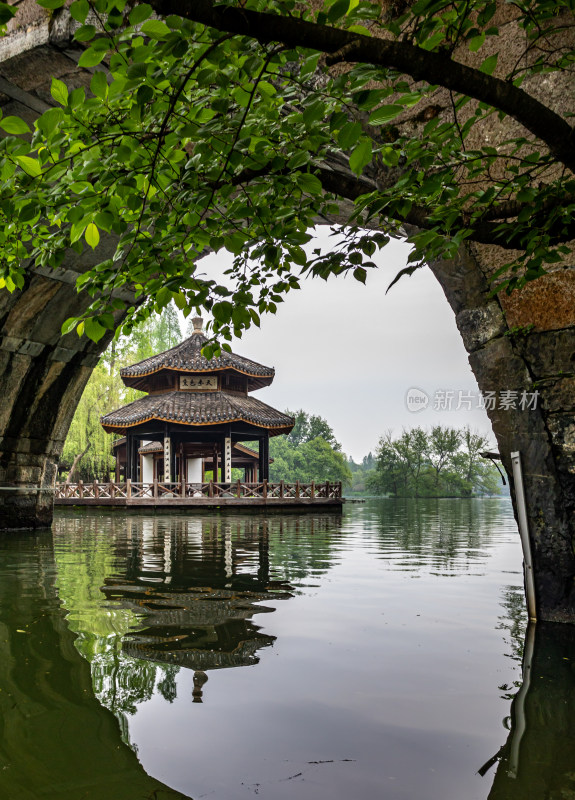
<box><xmin>53</xmin><ymin>524</ymin><xmax>180</xmax><ymax>744</ymax></box>
<box><xmin>358</xmin><ymin>497</ymin><xmax>515</xmax><ymax>573</ymax></box>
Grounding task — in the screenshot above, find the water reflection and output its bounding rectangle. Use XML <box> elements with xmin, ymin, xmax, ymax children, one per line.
<box><xmin>36</xmin><ymin>501</ymin><xmax>575</xmax><ymax>799</ymax></box>
<box><xmin>54</xmin><ymin>514</ymin><xmax>342</xmax><ymax>713</ymax></box>
<box><xmin>0</xmin><ymin>531</ymin><xmax>188</xmax><ymax>799</ymax></box>
<box><xmin>102</xmin><ymin>517</ymin><xmax>300</xmax><ymax>686</ymax></box>
<box><xmin>348</xmin><ymin>497</ymin><xmax>520</xmax><ymax>577</ymax></box>
<box><xmin>486</xmin><ymin>622</ymin><xmax>575</xmax><ymax>799</ymax></box>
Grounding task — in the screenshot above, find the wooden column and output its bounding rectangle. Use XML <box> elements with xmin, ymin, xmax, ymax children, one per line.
<box><xmin>213</xmin><ymin>444</ymin><xmax>219</xmax><ymax>482</ymax></box>
<box><xmin>259</xmin><ymin>436</ymin><xmax>270</xmax><ymax>481</ymax></box>
<box><xmin>126</xmin><ymin>434</ymin><xmax>132</xmax><ymax>480</ymax></box>
<box><xmin>134</xmin><ymin>438</ymin><xmax>140</xmax><ymax>482</ymax></box>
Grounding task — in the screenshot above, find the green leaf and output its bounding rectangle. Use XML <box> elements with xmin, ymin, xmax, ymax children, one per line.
<box><xmin>480</xmin><ymin>54</ymin><xmax>498</xmax><ymax>75</ymax></box>
<box><xmin>353</xmin><ymin>267</ymin><xmax>367</xmax><ymax>283</ymax></box>
<box><xmin>349</xmin><ymin>138</ymin><xmax>372</xmax><ymax>175</ymax></box>
<box><xmin>327</xmin><ymin>0</ymin><xmax>350</xmax><ymax>22</ymax></box>
<box><xmin>74</xmin><ymin>24</ymin><xmax>96</xmax><ymax>42</ymax></box>
<box><xmin>212</xmin><ymin>301</ymin><xmax>233</xmax><ymax>323</ymax></box>
<box><xmin>90</xmin><ymin>71</ymin><xmax>107</xmax><ymax>99</ymax></box>
<box><xmin>0</xmin><ymin>116</ymin><xmax>30</xmax><ymax>135</ymax></box>
<box><xmin>288</xmin><ymin>151</ymin><xmax>310</xmax><ymax>170</ymax></box>
<box><xmin>156</xmin><ymin>287</ymin><xmax>171</xmax><ymax>308</ymax></box>
<box><xmin>69</xmin><ymin>87</ymin><xmax>86</xmax><ymax>109</ymax></box>
<box><xmin>173</xmin><ymin>292</ymin><xmax>187</xmax><ymax>311</ymax></box>
<box><xmin>51</xmin><ymin>78</ymin><xmax>69</xmax><ymax>106</ymax></box>
<box><xmin>70</xmin><ymin>220</ymin><xmax>87</xmax><ymax>243</ymax></box>
<box><xmin>61</xmin><ymin>318</ymin><xmax>78</xmax><ymax>336</ymax></box>
<box><xmin>15</xmin><ymin>156</ymin><xmax>41</xmax><ymax>177</ymax></box>
<box><xmin>369</xmin><ymin>104</ymin><xmax>403</xmax><ymax>125</ymax></box>
<box><xmin>36</xmin><ymin>0</ymin><xmax>65</xmax><ymax>8</ymax></box>
<box><xmin>19</xmin><ymin>203</ymin><xmax>40</xmax><ymax>222</ymax></box>
<box><xmin>468</xmin><ymin>32</ymin><xmax>485</xmax><ymax>52</ymax></box>
<box><xmin>129</xmin><ymin>3</ymin><xmax>153</xmax><ymax>24</ymax></box>
<box><xmin>69</xmin><ymin>0</ymin><xmax>89</xmax><ymax>22</ymax></box>
<box><xmin>386</xmin><ymin>264</ymin><xmax>421</xmax><ymax>293</ymax></box>
<box><xmin>136</xmin><ymin>84</ymin><xmax>154</xmax><ymax>105</ymax></box>
<box><xmin>0</xmin><ymin>117</ymin><xmax>30</xmax><ymax>134</ymax></box>
<box><xmin>337</xmin><ymin>121</ymin><xmax>362</xmax><ymax>149</ymax></box>
<box><xmin>0</xmin><ymin>3</ymin><xmax>16</xmax><ymax>25</ymax></box>
<box><xmin>36</xmin><ymin>107</ymin><xmax>64</xmax><ymax>136</ymax></box>
<box><xmin>127</xmin><ymin>62</ymin><xmax>149</xmax><ymax>80</ymax></box>
<box><xmin>84</xmin><ymin>223</ymin><xmax>100</xmax><ymax>249</ymax></box>
<box><xmin>140</xmin><ymin>19</ymin><xmax>171</xmax><ymax>38</ymax></box>
<box><xmin>78</xmin><ymin>47</ymin><xmax>107</xmax><ymax>68</ymax></box>
<box><xmin>296</xmin><ymin>173</ymin><xmax>323</xmax><ymax>195</ymax></box>
<box><xmin>84</xmin><ymin>317</ymin><xmax>106</xmax><ymax>343</ymax></box>
<box><xmin>98</xmin><ymin>312</ymin><xmax>115</xmax><ymax>330</ymax></box>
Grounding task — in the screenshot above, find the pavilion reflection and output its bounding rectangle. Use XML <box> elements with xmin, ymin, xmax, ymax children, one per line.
<box><xmin>101</xmin><ymin>514</ymin><xmax>341</xmax><ymax>693</ymax></box>
<box><xmin>484</xmin><ymin>621</ymin><xmax>575</xmax><ymax>799</ymax></box>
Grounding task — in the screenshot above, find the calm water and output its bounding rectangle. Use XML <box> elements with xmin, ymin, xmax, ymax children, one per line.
<box><xmin>0</xmin><ymin>499</ymin><xmax>573</xmax><ymax>799</ymax></box>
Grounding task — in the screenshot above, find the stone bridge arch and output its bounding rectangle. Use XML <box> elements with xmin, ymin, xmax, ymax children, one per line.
<box><xmin>1</xmin><ymin>5</ymin><xmax>575</xmax><ymax>622</ymax></box>
<box><xmin>0</xmin><ymin>7</ymin><xmax>128</xmax><ymax>528</ymax></box>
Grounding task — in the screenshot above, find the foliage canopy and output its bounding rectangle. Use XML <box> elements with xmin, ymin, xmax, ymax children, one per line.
<box><xmin>367</xmin><ymin>425</ymin><xmax>502</xmax><ymax>496</ymax></box>
<box><xmin>0</xmin><ymin>0</ymin><xmax>573</xmax><ymax>342</ymax></box>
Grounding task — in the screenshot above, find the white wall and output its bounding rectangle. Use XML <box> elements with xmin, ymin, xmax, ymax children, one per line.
<box><xmin>142</xmin><ymin>454</ymin><xmax>154</xmax><ymax>483</ymax></box>
<box><xmin>187</xmin><ymin>457</ymin><xmax>202</xmax><ymax>483</ymax></box>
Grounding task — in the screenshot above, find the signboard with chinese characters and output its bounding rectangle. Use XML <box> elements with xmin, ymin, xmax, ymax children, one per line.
<box><xmin>179</xmin><ymin>375</ymin><xmax>218</xmax><ymax>391</ymax></box>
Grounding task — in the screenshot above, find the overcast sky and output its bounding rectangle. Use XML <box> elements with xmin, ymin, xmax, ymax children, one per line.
<box><xmin>183</xmin><ymin>228</ymin><xmax>495</xmax><ymax>462</ymax></box>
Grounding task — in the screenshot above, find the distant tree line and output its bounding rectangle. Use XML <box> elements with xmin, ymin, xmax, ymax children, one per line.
<box><xmin>364</xmin><ymin>427</ymin><xmax>501</xmax><ymax>498</ymax></box>
<box><xmin>261</xmin><ymin>410</ymin><xmax>352</xmax><ymax>485</ymax></box>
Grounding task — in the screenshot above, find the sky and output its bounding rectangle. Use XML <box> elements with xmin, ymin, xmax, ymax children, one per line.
<box><xmin>180</xmin><ymin>228</ymin><xmax>495</xmax><ymax>462</ymax></box>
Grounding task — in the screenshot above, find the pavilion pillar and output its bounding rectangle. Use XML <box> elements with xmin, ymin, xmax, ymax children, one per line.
<box><xmin>126</xmin><ymin>434</ymin><xmax>132</xmax><ymax>480</ymax></box>
<box><xmin>164</xmin><ymin>435</ymin><xmax>172</xmax><ymax>482</ymax></box>
<box><xmin>133</xmin><ymin>437</ymin><xmax>140</xmax><ymax>482</ymax></box>
<box><xmin>259</xmin><ymin>436</ymin><xmax>269</xmax><ymax>481</ymax></box>
<box><xmin>213</xmin><ymin>444</ymin><xmax>219</xmax><ymax>482</ymax></box>
<box><xmin>223</xmin><ymin>437</ymin><xmax>232</xmax><ymax>483</ymax></box>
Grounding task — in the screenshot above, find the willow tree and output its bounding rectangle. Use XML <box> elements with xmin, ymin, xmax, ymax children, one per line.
<box><xmin>0</xmin><ymin>0</ymin><xmax>574</xmax><ymax>619</ymax></box>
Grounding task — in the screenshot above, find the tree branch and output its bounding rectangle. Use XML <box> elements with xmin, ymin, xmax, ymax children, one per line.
<box><xmin>149</xmin><ymin>0</ymin><xmax>575</xmax><ymax>173</ymax></box>
<box><xmin>315</xmin><ymin>165</ymin><xmax>575</xmax><ymax>247</ymax></box>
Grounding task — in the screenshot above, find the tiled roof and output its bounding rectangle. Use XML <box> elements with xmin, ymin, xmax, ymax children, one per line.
<box><xmin>137</xmin><ymin>441</ymin><xmax>260</xmax><ymax>459</ymax></box>
<box><xmin>121</xmin><ymin>328</ymin><xmax>274</xmax><ymax>381</ymax></box>
<box><xmin>138</xmin><ymin>441</ymin><xmax>164</xmax><ymax>454</ymax></box>
<box><xmin>101</xmin><ymin>391</ymin><xmax>294</xmax><ymax>433</ymax></box>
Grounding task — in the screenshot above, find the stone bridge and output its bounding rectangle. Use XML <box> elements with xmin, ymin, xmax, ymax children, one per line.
<box><xmin>1</xmin><ymin>2</ymin><xmax>575</xmax><ymax>622</ymax></box>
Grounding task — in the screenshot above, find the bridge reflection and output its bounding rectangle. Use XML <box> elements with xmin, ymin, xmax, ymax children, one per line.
<box><xmin>484</xmin><ymin>621</ymin><xmax>575</xmax><ymax>799</ymax></box>
<box><xmin>0</xmin><ymin>530</ymin><xmax>189</xmax><ymax>800</ymax></box>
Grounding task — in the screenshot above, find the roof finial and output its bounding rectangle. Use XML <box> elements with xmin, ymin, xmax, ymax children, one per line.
<box><xmin>192</xmin><ymin>316</ymin><xmax>203</xmax><ymax>334</ymax></box>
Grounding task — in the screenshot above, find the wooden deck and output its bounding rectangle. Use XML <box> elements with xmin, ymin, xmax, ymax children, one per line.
<box><xmin>54</xmin><ymin>480</ymin><xmax>343</xmax><ymax>511</ymax></box>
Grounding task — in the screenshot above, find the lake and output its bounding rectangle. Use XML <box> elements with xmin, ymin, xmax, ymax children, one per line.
<box><xmin>0</xmin><ymin>498</ymin><xmax>573</xmax><ymax>800</ymax></box>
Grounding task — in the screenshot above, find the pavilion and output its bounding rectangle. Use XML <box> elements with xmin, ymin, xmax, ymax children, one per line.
<box><xmin>100</xmin><ymin>318</ymin><xmax>294</xmax><ymax>485</ymax></box>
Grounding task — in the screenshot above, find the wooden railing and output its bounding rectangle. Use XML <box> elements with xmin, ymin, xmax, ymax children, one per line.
<box><xmin>54</xmin><ymin>480</ymin><xmax>343</xmax><ymax>501</ymax></box>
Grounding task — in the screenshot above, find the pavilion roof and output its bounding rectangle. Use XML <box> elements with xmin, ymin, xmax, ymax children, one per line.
<box><xmin>101</xmin><ymin>390</ymin><xmax>294</xmax><ymax>434</ymax></box>
<box><xmin>120</xmin><ymin>318</ymin><xmax>274</xmax><ymax>387</ymax></box>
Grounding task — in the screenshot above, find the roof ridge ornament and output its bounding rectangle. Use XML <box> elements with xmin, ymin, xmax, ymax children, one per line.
<box><xmin>192</xmin><ymin>316</ymin><xmax>203</xmax><ymax>334</ymax></box>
